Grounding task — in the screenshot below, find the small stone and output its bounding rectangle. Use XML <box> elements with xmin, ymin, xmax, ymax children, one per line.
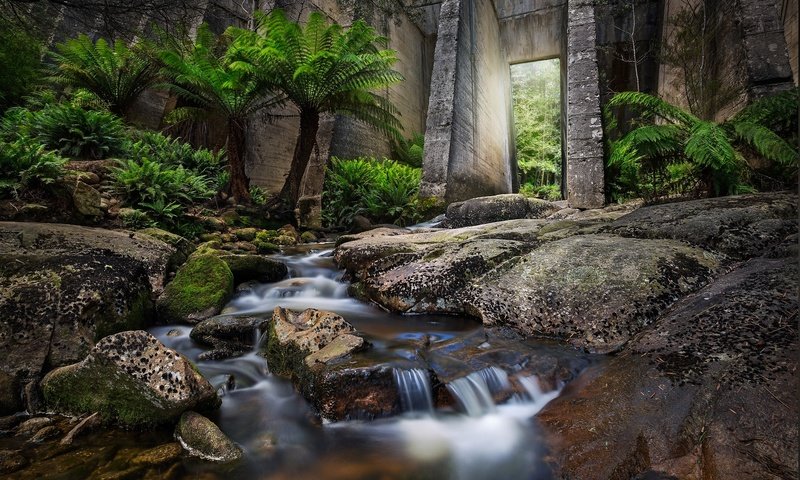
<box><xmin>72</xmin><ymin>181</ymin><xmax>104</xmax><ymax>217</ymax></box>
<box><xmin>232</xmin><ymin>228</ymin><xmax>258</xmax><ymax>242</ymax></box>
<box><xmin>0</xmin><ymin>449</ymin><xmax>28</xmax><ymax>474</ymax></box>
<box><xmin>16</xmin><ymin>417</ymin><xmax>53</xmax><ymax>436</ymax></box>
<box><xmin>175</xmin><ymin>411</ymin><xmax>243</xmax><ymax>463</ymax></box>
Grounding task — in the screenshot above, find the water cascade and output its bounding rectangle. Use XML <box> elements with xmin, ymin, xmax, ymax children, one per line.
<box><xmin>393</xmin><ymin>368</ymin><xmax>434</xmax><ymax>413</ymax></box>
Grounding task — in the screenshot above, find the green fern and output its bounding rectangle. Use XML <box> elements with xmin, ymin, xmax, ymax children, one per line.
<box><xmin>231</xmin><ymin>9</ymin><xmax>404</xmax><ymax>206</ymax></box>
<box><xmin>48</xmin><ymin>35</ymin><xmax>160</xmax><ymax>117</ymax></box>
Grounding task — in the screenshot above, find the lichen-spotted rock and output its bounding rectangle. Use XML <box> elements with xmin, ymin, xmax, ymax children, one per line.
<box><xmin>42</xmin><ymin>331</ymin><xmax>219</xmax><ymax>427</ymax></box>
<box><xmin>0</xmin><ymin>222</ymin><xmax>179</xmax><ymax>414</ymax></box>
<box><xmin>466</xmin><ymin>235</ymin><xmax>721</xmax><ymax>353</ymax></box>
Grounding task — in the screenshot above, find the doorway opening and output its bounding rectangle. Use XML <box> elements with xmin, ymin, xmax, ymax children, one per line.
<box><xmin>510</xmin><ymin>58</ymin><xmax>563</xmax><ymax>201</ymax></box>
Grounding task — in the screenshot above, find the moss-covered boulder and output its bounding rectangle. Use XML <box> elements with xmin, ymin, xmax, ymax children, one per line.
<box><xmin>41</xmin><ymin>331</ymin><xmax>219</xmax><ymax>427</ymax></box>
<box><xmin>175</xmin><ymin>411</ymin><xmax>242</xmax><ymax>463</ymax></box>
<box><xmin>157</xmin><ymin>255</ymin><xmax>234</xmax><ymax>324</ymax></box>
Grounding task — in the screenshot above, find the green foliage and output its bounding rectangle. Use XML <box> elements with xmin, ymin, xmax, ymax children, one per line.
<box><xmin>520</xmin><ymin>183</ymin><xmax>561</xmax><ymax>202</ymax></box>
<box><xmin>0</xmin><ymin>19</ymin><xmax>45</xmax><ymax>112</ymax></box>
<box><xmin>0</xmin><ymin>136</ymin><xmax>67</xmax><ymax>197</ymax></box>
<box><xmin>249</xmin><ymin>185</ymin><xmax>269</xmax><ymax>206</ymax></box>
<box><xmin>48</xmin><ymin>35</ymin><xmax>160</xmax><ymax>117</ymax></box>
<box><xmin>125</xmin><ymin>130</ymin><xmax>225</xmax><ymax>176</ymax></box>
<box><xmin>322</xmin><ymin>157</ymin><xmax>423</xmax><ymax>227</ymax></box>
<box><xmin>29</xmin><ymin>105</ymin><xmax>126</xmax><ymax>159</ymax></box>
<box><xmin>606</xmin><ymin>89</ymin><xmax>798</xmax><ymax>201</ymax></box>
<box><xmin>110</xmin><ymin>156</ymin><xmax>213</xmax><ymax>208</ymax></box>
<box><xmin>232</xmin><ymin>9</ymin><xmax>404</xmax><ymax>205</ymax></box>
<box><xmin>392</xmin><ymin>132</ymin><xmax>425</xmax><ymax>167</ymax></box>
<box><xmin>511</xmin><ymin>60</ymin><xmax>562</xmax><ymax>193</ymax></box>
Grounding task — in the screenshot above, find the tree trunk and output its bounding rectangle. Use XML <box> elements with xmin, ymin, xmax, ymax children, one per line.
<box><xmin>227</xmin><ymin>118</ymin><xmax>251</xmax><ymax>204</ymax></box>
<box><xmin>279</xmin><ymin>109</ymin><xmax>320</xmax><ymax>208</ymax></box>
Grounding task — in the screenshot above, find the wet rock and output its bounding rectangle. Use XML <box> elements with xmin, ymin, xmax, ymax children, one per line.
<box><xmin>467</xmin><ymin>235</ymin><xmax>721</xmax><ymax>353</ymax></box>
<box><xmin>175</xmin><ymin>411</ymin><xmax>242</xmax><ymax>463</ymax></box>
<box><xmin>217</xmin><ymin>254</ymin><xmax>287</xmax><ymax>283</ymax></box>
<box><xmin>607</xmin><ymin>192</ymin><xmax>797</xmax><ymax>259</ymax></box>
<box><xmin>60</xmin><ymin>412</ymin><xmax>101</xmax><ymax>445</ymax></box>
<box><xmin>16</xmin><ymin>417</ymin><xmax>53</xmax><ymax>436</ymax></box>
<box><xmin>356</xmin><ymin>239</ymin><xmax>528</xmax><ymax>314</ymax></box>
<box><xmin>131</xmin><ymin>443</ymin><xmax>182</xmax><ymax>466</ymax></box>
<box><xmin>28</xmin><ymin>424</ymin><xmax>61</xmax><ymax>443</ymax></box>
<box><xmin>444</xmin><ymin>194</ymin><xmax>560</xmax><ymax>228</ymax></box>
<box><xmin>0</xmin><ymin>449</ymin><xmax>27</xmax><ymax>474</ymax></box>
<box><xmin>0</xmin><ymin>222</ymin><xmax>177</xmax><ymax>403</ymax></box>
<box><xmin>190</xmin><ymin>315</ymin><xmax>270</xmax><ymax>353</ymax></box>
<box><xmin>264</xmin><ymin>308</ymin><xmax>390</xmax><ymax>420</ymax></box>
<box><xmin>538</xmin><ymin>259</ymin><xmax>798</xmax><ymax>479</ymax></box>
<box><xmin>138</xmin><ymin>228</ymin><xmax>196</xmax><ymax>270</ymax></box>
<box><xmin>157</xmin><ymin>254</ymin><xmax>234</xmax><ymax>324</ymax></box>
<box><xmin>42</xmin><ymin>331</ymin><xmax>219</xmax><ymax>427</ymax></box>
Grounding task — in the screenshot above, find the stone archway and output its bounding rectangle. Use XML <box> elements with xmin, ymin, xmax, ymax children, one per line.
<box><xmin>419</xmin><ymin>0</ymin><xmax>606</xmax><ymax>209</ymax></box>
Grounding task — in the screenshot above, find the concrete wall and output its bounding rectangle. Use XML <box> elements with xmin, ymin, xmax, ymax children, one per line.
<box><xmin>783</xmin><ymin>0</ymin><xmax>798</xmax><ymax>84</ymax></box>
<box><xmin>421</xmin><ymin>0</ymin><xmax>515</xmax><ymax>203</ymax></box>
<box><xmin>497</xmin><ymin>0</ymin><xmax>566</xmax><ymax>64</ymax></box>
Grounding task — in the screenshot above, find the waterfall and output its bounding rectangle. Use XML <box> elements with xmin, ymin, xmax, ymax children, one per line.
<box><xmin>393</xmin><ymin>368</ymin><xmax>434</xmax><ymax>413</ymax></box>
<box><xmin>447</xmin><ymin>367</ymin><xmax>510</xmax><ymax>416</ymax></box>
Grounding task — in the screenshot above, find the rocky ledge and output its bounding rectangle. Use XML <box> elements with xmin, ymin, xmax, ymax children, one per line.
<box><xmin>333</xmin><ymin>192</ymin><xmax>798</xmax><ymax>479</ymax></box>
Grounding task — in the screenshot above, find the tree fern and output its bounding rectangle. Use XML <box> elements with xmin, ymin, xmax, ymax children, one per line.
<box><xmin>232</xmin><ymin>9</ymin><xmax>404</xmax><ymax>208</ymax></box>
<box><xmin>48</xmin><ymin>35</ymin><xmax>160</xmax><ymax>117</ymax></box>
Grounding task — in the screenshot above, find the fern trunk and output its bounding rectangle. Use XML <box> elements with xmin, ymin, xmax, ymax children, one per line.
<box><xmin>227</xmin><ymin>118</ymin><xmax>251</xmax><ymax>203</ymax></box>
<box><xmin>280</xmin><ymin>109</ymin><xmax>320</xmax><ymax>207</ymax></box>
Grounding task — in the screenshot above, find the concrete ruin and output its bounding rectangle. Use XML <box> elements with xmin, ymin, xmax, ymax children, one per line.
<box><xmin>39</xmin><ymin>0</ymin><xmax>800</xmax><ymax>212</ymax></box>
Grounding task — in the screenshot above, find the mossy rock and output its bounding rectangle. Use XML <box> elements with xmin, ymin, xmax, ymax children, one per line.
<box><xmin>300</xmin><ymin>231</ymin><xmax>318</xmax><ymax>243</ymax></box>
<box><xmin>232</xmin><ymin>228</ymin><xmax>258</xmax><ymax>242</ymax></box>
<box><xmin>157</xmin><ymin>255</ymin><xmax>234</xmax><ymax>324</ymax></box>
<box><xmin>42</xmin><ymin>331</ymin><xmax>219</xmax><ymax>427</ymax></box>
<box><xmin>138</xmin><ymin>228</ymin><xmax>196</xmax><ymax>270</ymax></box>
<box><xmin>253</xmin><ymin>240</ymin><xmax>279</xmax><ymax>254</ymax></box>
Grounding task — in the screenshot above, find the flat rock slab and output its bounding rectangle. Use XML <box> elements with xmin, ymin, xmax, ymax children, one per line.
<box><xmin>444</xmin><ymin>194</ymin><xmax>560</xmax><ymax>228</ymax></box>
<box><xmin>467</xmin><ymin>235</ymin><xmax>721</xmax><ymax>353</ymax></box>
<box><xmin>538</xmin><ymin>258</ymin><xmax>798</xmax><ymax>479</ymax></box>
<box><xmin>42</xmin><ymin>331</ymin><xmax>219</xmax><ymax>427</ymax></box>
<box><xmin>606</xmin><ymin>192</ymin><xmax>798</xmax><ymax>259</ymax></box>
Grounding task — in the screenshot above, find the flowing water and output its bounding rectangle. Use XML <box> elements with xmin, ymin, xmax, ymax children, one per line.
<box><xmin>145</xmin><ymin>244</ymin><xmax>587</xmax><ymax>480</ymax></box>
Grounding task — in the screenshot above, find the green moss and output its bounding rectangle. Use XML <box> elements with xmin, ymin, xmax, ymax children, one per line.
<box><xmin>43</xmin><ymin>363</ymin><xmax>174</xmax><ymax>427</ymax></box>
<box><xmin>300</xmin><ymin>231</ymin><xmax>318</xmax><ymax>243</ymax></box>
<box><xmin>157</xmin><ymin>255</ymin><xmax>234</xmax><ymax>323</ymax></box>
<box><xmin>253</xmin><ymin>240</ymin><xmax>279</xmax><ymax>254</ymax></box>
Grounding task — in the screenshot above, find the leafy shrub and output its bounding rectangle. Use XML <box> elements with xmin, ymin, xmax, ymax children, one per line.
<box><xmin>30</xmin><ymin>105</ymin><xmax>125</xmax><ymax>159</ymax></box>
<box><xmin>606</xmin><ymin>89</ymin><xmax>798</xmax><ymax>202</ymax></box>
<box><xmin>520</xmin><ymin>183</ymin><xmax>561</xmax><ymax>201</ymax></box>
<box><xmin>110</xmin><ymin>157</ymin><xmax>213</xmax><ymax>207</ymax></box>
<box><xmin>0</xmin><ymin>137</ymin><xmax>67</xmax><ymax>197</ymax></box>
<box><xmin>323</xmin><ymin>157</ymin><xmax>423</xmax><ymax>227</ymax></box>
<box><xmin>120</xmin><ymin>208</ymin><xmax>153</xmax><ymax>229</ymax></box>
<box><xmin>125</xmin><ymin>130</ymin><xmax>225</xmax><ymax>177</ymax></box>
<box><xmin>392</xmin><ymin>132</ymin><xmax>425</xmax><ymax>167</ymax></box>
<box><xmin>249</xmin><ymin>185</ymin><xmax>269</xmax><ymax>206</ymax></box>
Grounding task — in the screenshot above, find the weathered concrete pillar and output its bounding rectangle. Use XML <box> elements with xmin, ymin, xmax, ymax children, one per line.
<box><xmin>421</xmin><ymin>0</ymin><xmax>515</xmax><ymax>204</ymax></box>
<box><xmin>565</xmin><ymin>0</ymin><xmax>605</xmax><ymax>209</ymax></box>
<box><xmin>737</xmin><ymin>0</ymin><xmax>795</xmax><ymax>97</ymax></box>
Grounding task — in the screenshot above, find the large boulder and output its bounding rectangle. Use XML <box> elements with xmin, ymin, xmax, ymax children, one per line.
<box><xmin>217</xmin><ymin>254</ymin><xmax>287</xmax><ymax>284</ymax></box>
<box><xmin>0</xmin><ymin>222</ymin><xmax>178</xmax><ymax>413</ymax></box>
<box><xmin>606</xmin><ymin>192</ymin><xmax>797</xmax><ymax>259</ymax></box>
<box><xmin>264</xmin><ymin>308</ymin><xmax>394</xmax><ymax>420</ymax></box>
<box><xmin>466</xmin><ymin>235</ymin><xmax>721</xmax><ymax>353</ymax></box>
<box><xmin>42</xmin><ymin>331</ymin><xmax>219</xmax><ymax>427</ymax></box>
<box><xmin>538</xmin><ymin>258</ymin><xmax>798</xmax><ymax>479</ymax></box>
<box><xmin>157</xmin><ymin>254</ymin><xmax>234</xmax><ymax>324</ymax></box>
<box><xmin>444</xmin><ymin>194</ymin><xmax>560</xmax><ymax>227</ymax></box>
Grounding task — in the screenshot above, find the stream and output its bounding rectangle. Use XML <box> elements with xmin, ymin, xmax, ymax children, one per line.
<box><xmin>147</xmin><ymin>244</ymin><xmax>589</xmax><ymax>480</ymax></box>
